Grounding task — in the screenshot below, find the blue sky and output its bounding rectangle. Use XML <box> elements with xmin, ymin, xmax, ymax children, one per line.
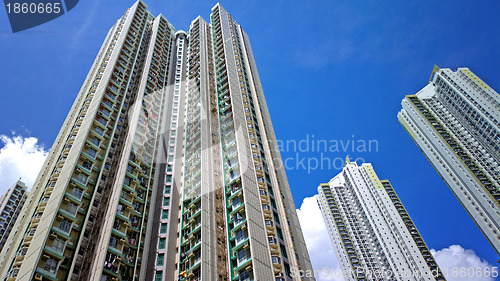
<box><xmin>1</xmin><ymin>0</ymin><xmax>499</xmax><ymax>275</ymax></box>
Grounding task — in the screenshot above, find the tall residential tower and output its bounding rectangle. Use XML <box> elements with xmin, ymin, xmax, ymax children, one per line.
<box><xmin>0</xmin><ymin>2</ymin><xmax>314</xmax><ymax>281</ymax></box>
<box><xmin>0</xmin><ymin>180</ymin><xmax>28</xmax><ymax>253</ymax></box>
<box><xmin>317</xmin><ymin>159</ymin><xmax>445</xmax><ymax>280</ymax></box>
<box><xmin>398</xmin><ymin>66</ymin><xmax>500</xmax><ymax>254</ymax></box>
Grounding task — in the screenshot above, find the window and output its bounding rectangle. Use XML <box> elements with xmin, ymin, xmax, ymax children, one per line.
<box><xmin>271</xmin><ymin>256</ymin><xmax>281</xmax><ymax>264</ymax></box>
<box><xmin>273</xmin><ymin>212</ymin><xmax>280</xmax><ymax>225</ymax></box>
<box><xmin>90</xmin><ymin>137</ymin><xmax>100</xmax><ymax>146</ymax></box>
<box><xmin>65</xmin><ymin>202</ymin><xmax>78</xmax><ymax>216</ymax></box>
<box><xmin>277</xmin><ymin>228</ymin><xmax>284</xmax><ymax>240</ymax></box>
<box><xmin>82</xmin><ymin>160</ymin><xmax>92</xmax><ymax>170</ymax></box>
<box><xmin>94</xmin><ymin>127</ymin><xmax>104</xmax><ymax>136</ymax></box>
<box><xmin>163</xmin><ymin>197</ymin><xmax>170</xmax><ymax>206</ymax></box>
<box><xmin>155</xmin><ymin>271</ymin><xmax>163</xmax><ymax>281</ymax></box>
<box><xmin>265</xmin><ymin>220</ymin><xmax>273</xmax><ymax>227</ymax></box>
<box><xmin>234</xmin><ymin>212</ymin><xmax>243</xmax><ymax>225</ymax></box>
<box><xmin>271</xmin><ymin>198</ymin><xmax>277</xmax><ymax>209</ymax></box>
<box><xmin>268</xmin><ymin>236</ymin><xmax>277</xmax><ymax>245</ymax></box>
<box><xmin>114</xmin><ymin>219</ymin><xmax>123</xmax><ymax>230</ymax></box>
<box><xmin>237</xmin><ymin>249</ymin><xmax>247</xmax><ymax>264</ymax></box>
<box><xmin>109</xmin><ymin>236</ymin><xmax>118</xmax><ymax>248</ymax></box>
<box><xmin>127</xmin><ymin>165</ymin><xmax>134</xmax><ymax>174</ymax></box>
<box><xmin>280</xmin><ymin>244</ymin><xmax>288</xmax><ymax>259</ymax></box>
<box><xmin>239</xmin><ymin>270</ymin><xmax>250</xmax><ymax>281</ymax></box>
<box><xmin>104</xmin><ymin>99</ymin><xmax>113</xmax><ymax>108</ymax></box>
<box><xmin>87</xmin><ymin>147</ymin><xmax>97</xmax><ymax>158</ymax></box>
<box><xmin>235</xmin><ymin>230</ymin><xmax>246</xmax><ymax>243</ymax></box>
<box><xmin>117</xmin><ymin>204</ymin><xmax>124</xmax><ymax>215</ymax></box>
<box><xmin>44</xmin><ymin>258</ymin><xmax>58</xmax><ymax>273</ymax></box>
<box><xmin>27</xmin><ymin>228</ymin><xmax>36</xmax><ymax>236</ymax></box>
<box><xmin>232</xmin><ymin>197</ymin><xmax>242</xmax><ymax>208</ymax></box>
<box><xmin>72</xmin><ymin>188</ymin><xmax>83</xmax><ymax>199</ymax></box>
<box><xmin>158</xmin><ymin>238</ymin><xmax>166</xmax><ymax>249</ymax></box>
<box><xmin>76</xmin><ymin>173</ymin><xmax>88</xmax><ymax>185</ymax></box>
<box><xmin>59</xmin><ymin>219</ymin><xmax>71</xmax><ymax>233</ymax></box>
<box><xmin>162</xmin><ymin>210</ymin><xmax>169</xmax><ymax>220</ymax></box>
<box><xmin>52</xmin><ymin>238</ymin><xmax>66</xmax><ymax>253</ymax></box>
<box><xmin>8</xmin><ymin>268</ymin><xmax>19</xmax><ymax>278</ymax></box>
<box><xmin>164</xmin><ymin>186</ymin><xmax>171</xmax><ymax>194</ymax></box>
<box><xmin>102</xmin><ymin>108</ymin><xmax>110</xmax><ymax>117</ymax></box>
<box><xmin>160</xmin><ymin>223</ymin><xmax>168</xmax><ymax>234</ymax></box>
<box><xmin>157</xmin><ymin>254</ymin><xmax>164</xmax><ymax>266</ymax></box>
<box><xmin>166</xmin><ymin>175</ymin><xmax>172</xmax><ymax>183</ymax></box>
<box><xmin>97</xmin><ymin>118</ymin><xmax>107</xmax><ymax>126</ymax></box>
<box><xmin>17</xmin><ymin>247</ymin><xmax>28</xmax><ymax>257</ymax></box>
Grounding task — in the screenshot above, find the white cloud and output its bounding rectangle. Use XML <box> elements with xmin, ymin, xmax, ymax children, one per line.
<box><xmin>432</xmin><ymin>245</ymin><xmax>497</xmax><ymax>281</ymax></box>
<box><xmin>297</xmin><ymin>195</ymin><xmax>344</xmax><ymax>281</ymax></box>
<box><xmin>0</xmin><ymin>134</ymin><xmax>48</xmax><ymax>194</ymax></box>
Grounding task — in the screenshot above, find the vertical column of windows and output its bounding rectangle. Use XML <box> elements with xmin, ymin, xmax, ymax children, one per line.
<box><xmin>153</xmin><ymin>21</ymin><xmax>177</xmax><ymax>279</ymax></box>
<box><xmin>98</xmin><ymin>4</ymin><xmax>169</xmax><ymax>281</ymax></box>
<box><xmin>178</xmin><ymin>22</ymin><xmax>203</xmax><ymax>280</ymax></box>
<box><xmin>381</xmin><ymin>181</ymin><xmax>446</xmax><ymax>280</ymax></box>
<box><xmin>210</xmin><ymin>9</ymin><xmax>252</xmax><ymax>281</ymax></box>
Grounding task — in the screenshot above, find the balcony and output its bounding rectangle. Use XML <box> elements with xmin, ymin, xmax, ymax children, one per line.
<box><xmin>35</xmin><ymin>267</ymin><xmax>57</xmax><ymax>280</ymax></box>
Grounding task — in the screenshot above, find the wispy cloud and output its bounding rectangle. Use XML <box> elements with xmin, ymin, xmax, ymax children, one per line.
<box><xmin>70</xmin><ymin>0</ymin><xmax>101</xmax><ymax>50</ymax></box>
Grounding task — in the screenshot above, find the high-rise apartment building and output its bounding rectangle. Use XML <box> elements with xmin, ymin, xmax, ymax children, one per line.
<box><xmin>0</xmin><ymin>180</ymin><xmax>28</xmax><ymax>253</ymax></box>
<box><xmin>398</xmin><ymin>66</ymin><xmax>500</xmax><ymax>254</ymax></box>
<box><xmin>317</xmin><ymin>159</ymin><xmax>445</xmax><ymax>280</ymax></box>
<box><xmin>0</xmin><ymin>1</ymin><xmax>313</xmax><ymax>281</ymax></box>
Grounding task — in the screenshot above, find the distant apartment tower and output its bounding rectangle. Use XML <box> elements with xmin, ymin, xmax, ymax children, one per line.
<box><xmin>0</xmin><ymin>1</ymin><xmax>313</xmax><ymax>281</ymax></box>
<box><xmin>0</xmin><ymin>180</ymin><xmax>28</xmax><ymax>253</ymax></box>
<box><xmin>398</xmin><ymin>66</ymin><xmax>500</xmax><ymax>254</ymax></box>
<box><xmin>317</xmin><ymin>159</ymin><xmax>445</xmax><ymax>281</ymax></box>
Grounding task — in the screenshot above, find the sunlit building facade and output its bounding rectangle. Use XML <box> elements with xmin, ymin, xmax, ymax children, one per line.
<box><xmin>0</xmin><ymin>1</ymin><xmax>313</xmax><ymax>281</ymax></box>
<box><xmin>398</xmin><ymin>66</ymin><xmax>500</xmax><ymax>254</ymax></box>
<box><xmin>0</xmin><ymin>180</ymin><xmax>28</xmax><ymax>253</ymax></box>
<box><xmin>317</xmin><ymin>159</ymin><xmax>445</xmax><ymax>281</ymax></box>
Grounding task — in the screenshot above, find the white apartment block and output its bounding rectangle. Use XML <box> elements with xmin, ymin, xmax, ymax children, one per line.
<box><xmin>317</xmin><ymin>159</ymin><xmax>445</xmax><ymax>281</ymax></box>
<box><xmin>398</xmin><ymin>66</ymin><xmax>500</xmax><ymax>254</ymax></box>
<box><xmin>0</xmin><ymin>180</ymin><xmax>28</xmax><ymax>253</ymax></box>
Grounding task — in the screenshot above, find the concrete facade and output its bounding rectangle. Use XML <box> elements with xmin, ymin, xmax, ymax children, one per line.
<box><xmin>0</xmin><ymin>180</ymin><xmax>28</xmax><ymax>254</ymax></box>
<box><xmin>317</xmin><ymin>160</ymin><xmax>445</xmax><ymax>281</ymax></box>
<box><xmin>398</xmin><ymin>66</ymin><xmax>500</xmax><ymax>254</ymax></box>
<box><xmin>0</xmin><ymin>2</ymin><xmax>314</xmax><ymax>281</ymax></box>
